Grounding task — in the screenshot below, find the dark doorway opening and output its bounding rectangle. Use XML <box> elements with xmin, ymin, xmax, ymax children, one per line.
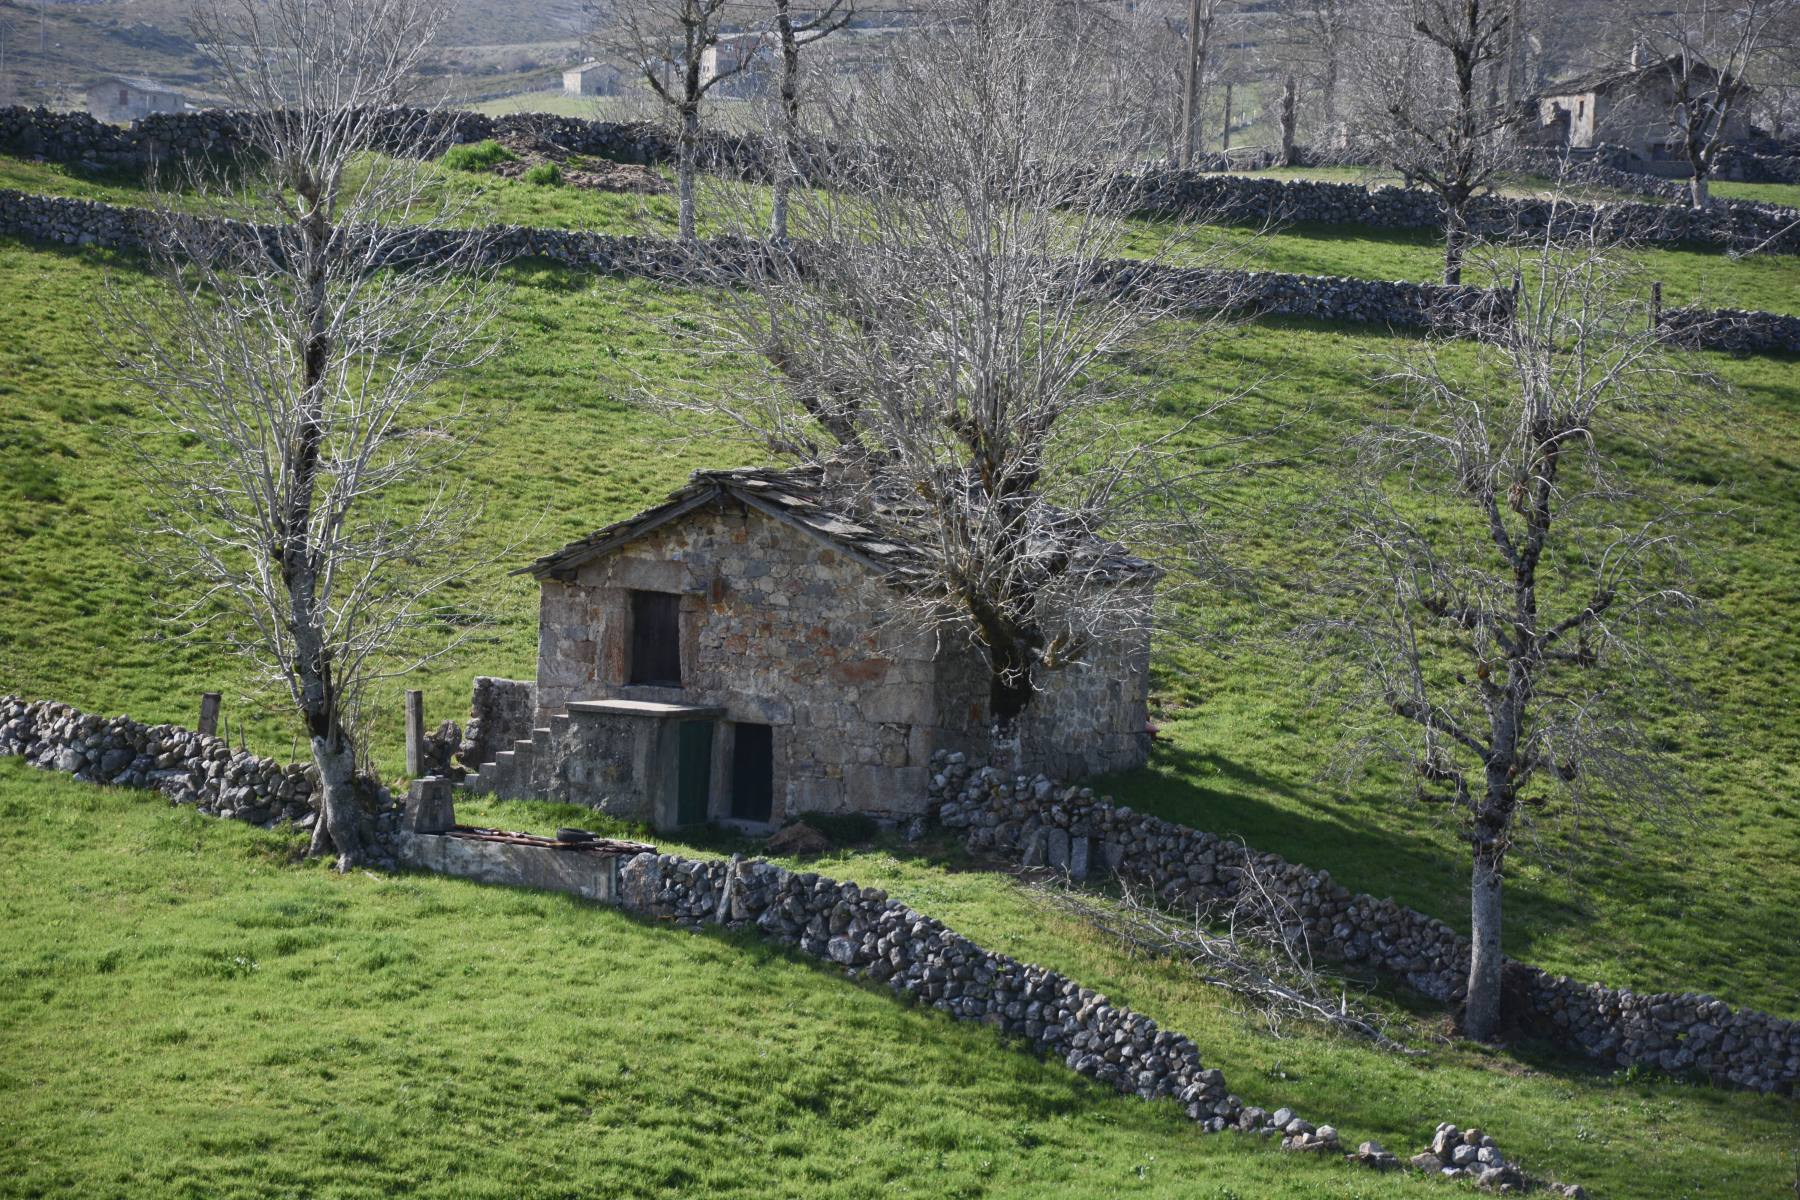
<box><xmin>730</xmin><ymin>723</ymin><xmax>774</xmax><ymax>822</ymax></box>
<box><xmin>628</xmin><ymin>590</ymin><xmax>682</xmax><ymax>687</ymax></box>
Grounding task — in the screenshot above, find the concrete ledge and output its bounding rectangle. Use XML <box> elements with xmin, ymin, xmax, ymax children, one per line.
<box><xmin>397</xmin><ymin>831</ymin><xmax>625</xmax><ymax>903</ymax></box>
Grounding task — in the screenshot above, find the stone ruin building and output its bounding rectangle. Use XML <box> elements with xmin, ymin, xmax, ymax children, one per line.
<box><xmin>463</xmin><ymin>467</ymin><xmax>1155</xmax><ymax>831</ymax></box>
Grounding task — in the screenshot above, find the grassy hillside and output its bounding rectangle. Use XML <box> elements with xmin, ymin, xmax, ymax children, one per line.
<box><xmin>2</xmin><ymin>765</ymin><xmax>1794</xmax><ymax>1199</ymax></box>
<box><xmin>2</xmin><ymin>233</ymin><xmax>1797</xmax><ymax>1032</ymax></box>
<box><xmin>4</xmin><ymin>152</ymin><xmax>1795</xmax><ymax>316</ymax></box>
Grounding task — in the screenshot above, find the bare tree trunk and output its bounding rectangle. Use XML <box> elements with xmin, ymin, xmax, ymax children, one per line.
<box><xmin>678</xmin><ymin>103</ymin><xmax>700</xmax><ymax>241</ymax></box>
<box><xmin>1465</xmin><ymin>839</ymin><xmax>1505</xmax><ymax>1041</ymax></box>
<box><xmin>773</xmin><ymin>0</ymin><xmax>800</xmax><ymax>242</ymax></box>
<box><xmin>1279</xmin><ymin>75</ymin><xmax>1297</xmax><ymax>166</ymax></box>
<box><xmin>307</xmin><ymin>730</ymin><xmax>366</xmax><ymax>865</ymax></box>
<box><xmin>1180</xmin><ymin>0</ymin><xmax>1203</xmax><ymax>166</ymax></box>
<box><xmin>1444</xmin><ymin>202</ymin><xmax>1466</xmax><ymax>284</ymax></box>
<box><xmin>1221</xmin><ymin>81</ymin><xmax>1233</xmax><ymax>152</ymax></box>
<box><xmin>1688</xmin><ymin>167</ymin><xmax>1710</xmax><ymax>209</ymax></box>
<box><xmin>1322</xmin><ymin>58</ymin><xmax>1339</xmax><ymax>148</ymax></box>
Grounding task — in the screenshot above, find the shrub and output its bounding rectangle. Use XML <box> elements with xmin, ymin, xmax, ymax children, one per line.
<box><xmin>441</xmin><ymin>139</ymin><xmax>515</xmax><ymax>172</ymax></box>
<box><xmin>522</xmin><ymin>161</ymin><xmax>563</xmax><ymax>187</ymax></box>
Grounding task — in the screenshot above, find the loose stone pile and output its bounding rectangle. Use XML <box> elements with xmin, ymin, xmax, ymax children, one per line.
<box><xmin>6</xmin><ymin>188</ymin><xmax>1794</xmax><ymax>354</ymax></box>
<box><xmin>1410</xmin><ymin>1123</ymin><xmax>1585</xmax><ymax>1197</ymax></box>
<box><xmin>0</xmin><ymin>695</ymin><xmax>403</xmax><ymax>864</ymax></box>
<box><xmin>932</xmin><ymin>753</ymin><xmax>1800</xmax><ymax>1095</ymax></box>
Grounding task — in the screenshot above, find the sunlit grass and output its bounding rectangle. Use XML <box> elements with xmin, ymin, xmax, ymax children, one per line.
<box><xmin>1</xmin><ymin>764</ymin><xmax>1793</xmax><ymax>1198</ymax></box>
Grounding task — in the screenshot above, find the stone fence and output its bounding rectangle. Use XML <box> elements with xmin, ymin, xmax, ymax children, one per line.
<box><xmin>0</xmin><ymin>693</ymin><xmax>1586</xmax><ymax>1192</ymax></box>
<box><xmin>5</xmin><ymin>104</ymin><xmax>1796</xmax><ymax>256</ymax></box>
<box><xmin>6</xmin><ymin>187</ymin><xmax>1795</xmax><ymax>355</ymax></box>
<box><xmin>1114</xmin><ymin>169</ymin><xmax>1800</xmax><ymax>255</ymax></box>
<box><xmin>0</xmin><ymin>694</ymin><xmax>404</xmax><ymax>864</ymax></box>
<box><xmin>930</xmin><ymin>755</ymin><xmax>1800</xmax><ymax>1095</ymax></box>
<box><xmin>0</xmin><ymin>105</ymin><xmax>794</xmax><ymax>180</ymax></box>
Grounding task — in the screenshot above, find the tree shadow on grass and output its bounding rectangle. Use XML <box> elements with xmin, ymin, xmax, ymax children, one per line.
<box><xmin>1084</xmin><ymin>743</ymin><xmax>1611</xmax><ymax>963</ymax></box>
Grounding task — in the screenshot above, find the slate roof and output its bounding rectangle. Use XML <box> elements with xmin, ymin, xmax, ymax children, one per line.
<box><xmin>517</xmin><ymin>465</ymin><xmax>1160</xmax><ymax>586</ymax></box>
<box><xmin>89</xmin><ymin>74</ymin><xmax>190</xmax><ymax>96</ymax></box>
<box><xmin>1541</xmin><ymin>55</ymin><xmax>1730</xmax><ymax>99</ymax></box>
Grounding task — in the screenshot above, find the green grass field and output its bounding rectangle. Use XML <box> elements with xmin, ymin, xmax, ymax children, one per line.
<box><xmin>1</xmin><ymin>212</ymin><xmax>1797</xmax><ymax>1197</ymax></box>
<box><xmin>5</xmin><ymin>152</ymin><xmax>1795</xmax><ymax>315</ymax></box>
<box><xmin>3</xmin><ymin>766</ymin><xmax>1795</xmax><ymax>1199</ymax></box>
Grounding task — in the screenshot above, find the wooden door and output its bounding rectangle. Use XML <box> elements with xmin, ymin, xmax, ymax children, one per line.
<box><xmin>675</xmin><ymin>720</ymin><xmax>713</xmax><ymax>825</ymax></box>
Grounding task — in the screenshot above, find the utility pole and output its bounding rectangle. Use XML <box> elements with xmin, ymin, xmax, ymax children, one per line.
<box><xmin>1221</xmin><ymin>80</ymin><xmax>1233</xmax><ymax>152</ymax></box>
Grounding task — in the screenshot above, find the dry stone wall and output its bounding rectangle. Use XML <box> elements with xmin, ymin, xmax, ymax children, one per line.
<box><xmin>619</xmin><ymin>850</ymin><xmax>1262</xmax><ymax>1131</ymax></box>
<box><xmin>0</xmin><ymin>690</ymin><xmax>1588</xmax><ymax>1192</ymax></box>
<box><xmin>1116</xmin><ymin>167</ymin><xmax>1800</xmax><ymax>255</ymax></box>
<box><xmin>5</xmin><ymin>104</ymin><xmax>1795</xmax><ymax>254</ymax></box>
<box><xmin>931</xmin><ymin>755</ymin><xmax>1800</xmax><ymax>1095</ymax></box>
<box><xmin>607</xmin><ymin>850</ymin><xmax>1584</xmax><ymax>1193</ymax></box>
<box><xmin>7</xmin><ymin>188</ymin><xmax>1794</xmax><ymax>355</ymax></box>
<box><xmin>0</xmin><ymin>695</ymin><xmax>404</xmax><ymax>864</ymax></box>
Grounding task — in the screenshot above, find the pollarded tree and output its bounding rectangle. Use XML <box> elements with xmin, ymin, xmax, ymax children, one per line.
<box><xmin>683</xmin><ymin>0</ymin><xmax>1251</xmax><ymax>729</ymax></box>
<box><xmin>1318</xmin><ymin>223</ymin><xmax>1711</xmax><ymax>1040</ymax></box>
<box><xmin>1631</xmin><ymin>0</ymin><xmax>1788</xmax><ymax>209</ymax></box>
<box><xmin>1349</xmin><ymin>0</ymin><xmax>1518</xmax><ymax>283</ymax></box>
<box><xmin>109</xmin><ymin>0</ymin><xmax>502</xmax><ymax>868</ymax></box>
<box><xmin>602</xmin><ymin>0</ymin><xmax>758</xmax><ymax>241</ymax></box>
<box><xmin>767</xmin><ymin>0</ymin><xmax>853</xmax><ymax>242</ymax></box>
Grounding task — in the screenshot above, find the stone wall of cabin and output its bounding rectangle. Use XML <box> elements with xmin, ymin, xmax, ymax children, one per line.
<box><xmin>536</xmin><ymin>500</ymin><xmax>944</xmax><ymax>821</ymax></box>
<box><xmin>533</xmin><ymin>500</ymin><xmax>1154</xmax><ymax>819</ymax></box>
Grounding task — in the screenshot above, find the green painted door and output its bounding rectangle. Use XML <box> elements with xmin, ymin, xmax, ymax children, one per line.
<box><xmin>675</xmin><ymin>721</ymin><xmax>713</xmax><ymax>826</ymax></box>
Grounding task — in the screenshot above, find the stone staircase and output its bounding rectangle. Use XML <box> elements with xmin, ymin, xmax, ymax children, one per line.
<box><xmin>465</xmin><ymin>712</ymin><xmax>571</xmax><ymax>801</ymax></box>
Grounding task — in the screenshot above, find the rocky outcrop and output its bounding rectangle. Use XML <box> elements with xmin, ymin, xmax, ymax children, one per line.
<box><xmin>932</xmin><ymin>754</ymin><xmax>1800</xmax><ymax>1095</ymax></box>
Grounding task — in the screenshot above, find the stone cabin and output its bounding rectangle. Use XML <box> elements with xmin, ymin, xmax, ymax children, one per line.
<box><xmin>1527</xmin><ymin>54</ymin><xmax>1750</xmax><ymax>163</ymax></box>
<box><xmin>561</xmin><ymin>61</ymin><xmax>624</xmax><ymax>97</ymax></box>
<box><xmin>85</xmin><ymin>75</ymin><xmax>191</xmax><ymax>123</ymax></box>
<box><xmin>464</xmin><ymin>467</ymin><xmax>1155</xmax><ymax>831</ymax></box>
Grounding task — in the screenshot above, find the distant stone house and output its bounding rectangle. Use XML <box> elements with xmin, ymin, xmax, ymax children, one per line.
<box><xmin>562</xmin><ymin>61</ymin><xmax>624</xmax><ymax>97</ymax></box>
<box><xmin>85</xmin><ymin>75</ymin><xmax>190</xmax><ymax>123</ymax></box>
<box><xmin>464</xmin><ymin>467</ymin><xmax>1155</xmax><ymax>830</ymax></box>
<box><xmin>1526</xmin><ymin>54</ymin><xmax>1751</xmax><ymax>162</ymax></box>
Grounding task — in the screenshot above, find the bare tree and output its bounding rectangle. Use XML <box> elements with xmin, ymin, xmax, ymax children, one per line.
<box><xmin>1179</xmin><ymin>0</ymin><xmax>1233</xmax><ymax>166</ymax></box>
<box><xmin>1349</xmin><ymin>0</ymin><xmax>1518</xmax><ymax>283</ymax></box>
<box><xmin>1272</xmin><ymin>0</ymin><xmax>1360</xmax><ymax>150</ymax></box>
<box><xmin>1632</xmin><ymin>0</ymin><xmax>1787</xmax><ymax>208</ymax></box>
<box><xmin>681</xmin><ymin>0</ymin><xmax>1250</xmax><ymax>728</ymax></box>
<box><xmin>1315</xmin><ymin>222</ymin><xmax>1710</xmax><ymax>1041</ymax></box>
<box><xmin>768</xmin><ymin>0</ymin><xmax>853</xmax><ymax>241</ymax></box>
<box><xmin>107</xmin><ymin>0</ymin><xmax>502</xmax><ymax>869</ymax></box>
<box><xmin>601</xmin><ymin>0</ymin><xmax>758</xmax><ymax>240</ymax></box>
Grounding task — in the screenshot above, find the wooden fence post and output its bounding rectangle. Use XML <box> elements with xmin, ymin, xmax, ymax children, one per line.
<box><xmin>198</xmin><ymin>692</ymin><xmax>221</xmax><ymax>737</ymax></box>
<box><xmin>1650</xmin><ymin>280</ymin><xmax>1662</xmax><ymax>332</ymax></box>
<box><xmin>405</xmin><ymin>689</ymin><xmax>426</xmax><ymax>777</ymax></box>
